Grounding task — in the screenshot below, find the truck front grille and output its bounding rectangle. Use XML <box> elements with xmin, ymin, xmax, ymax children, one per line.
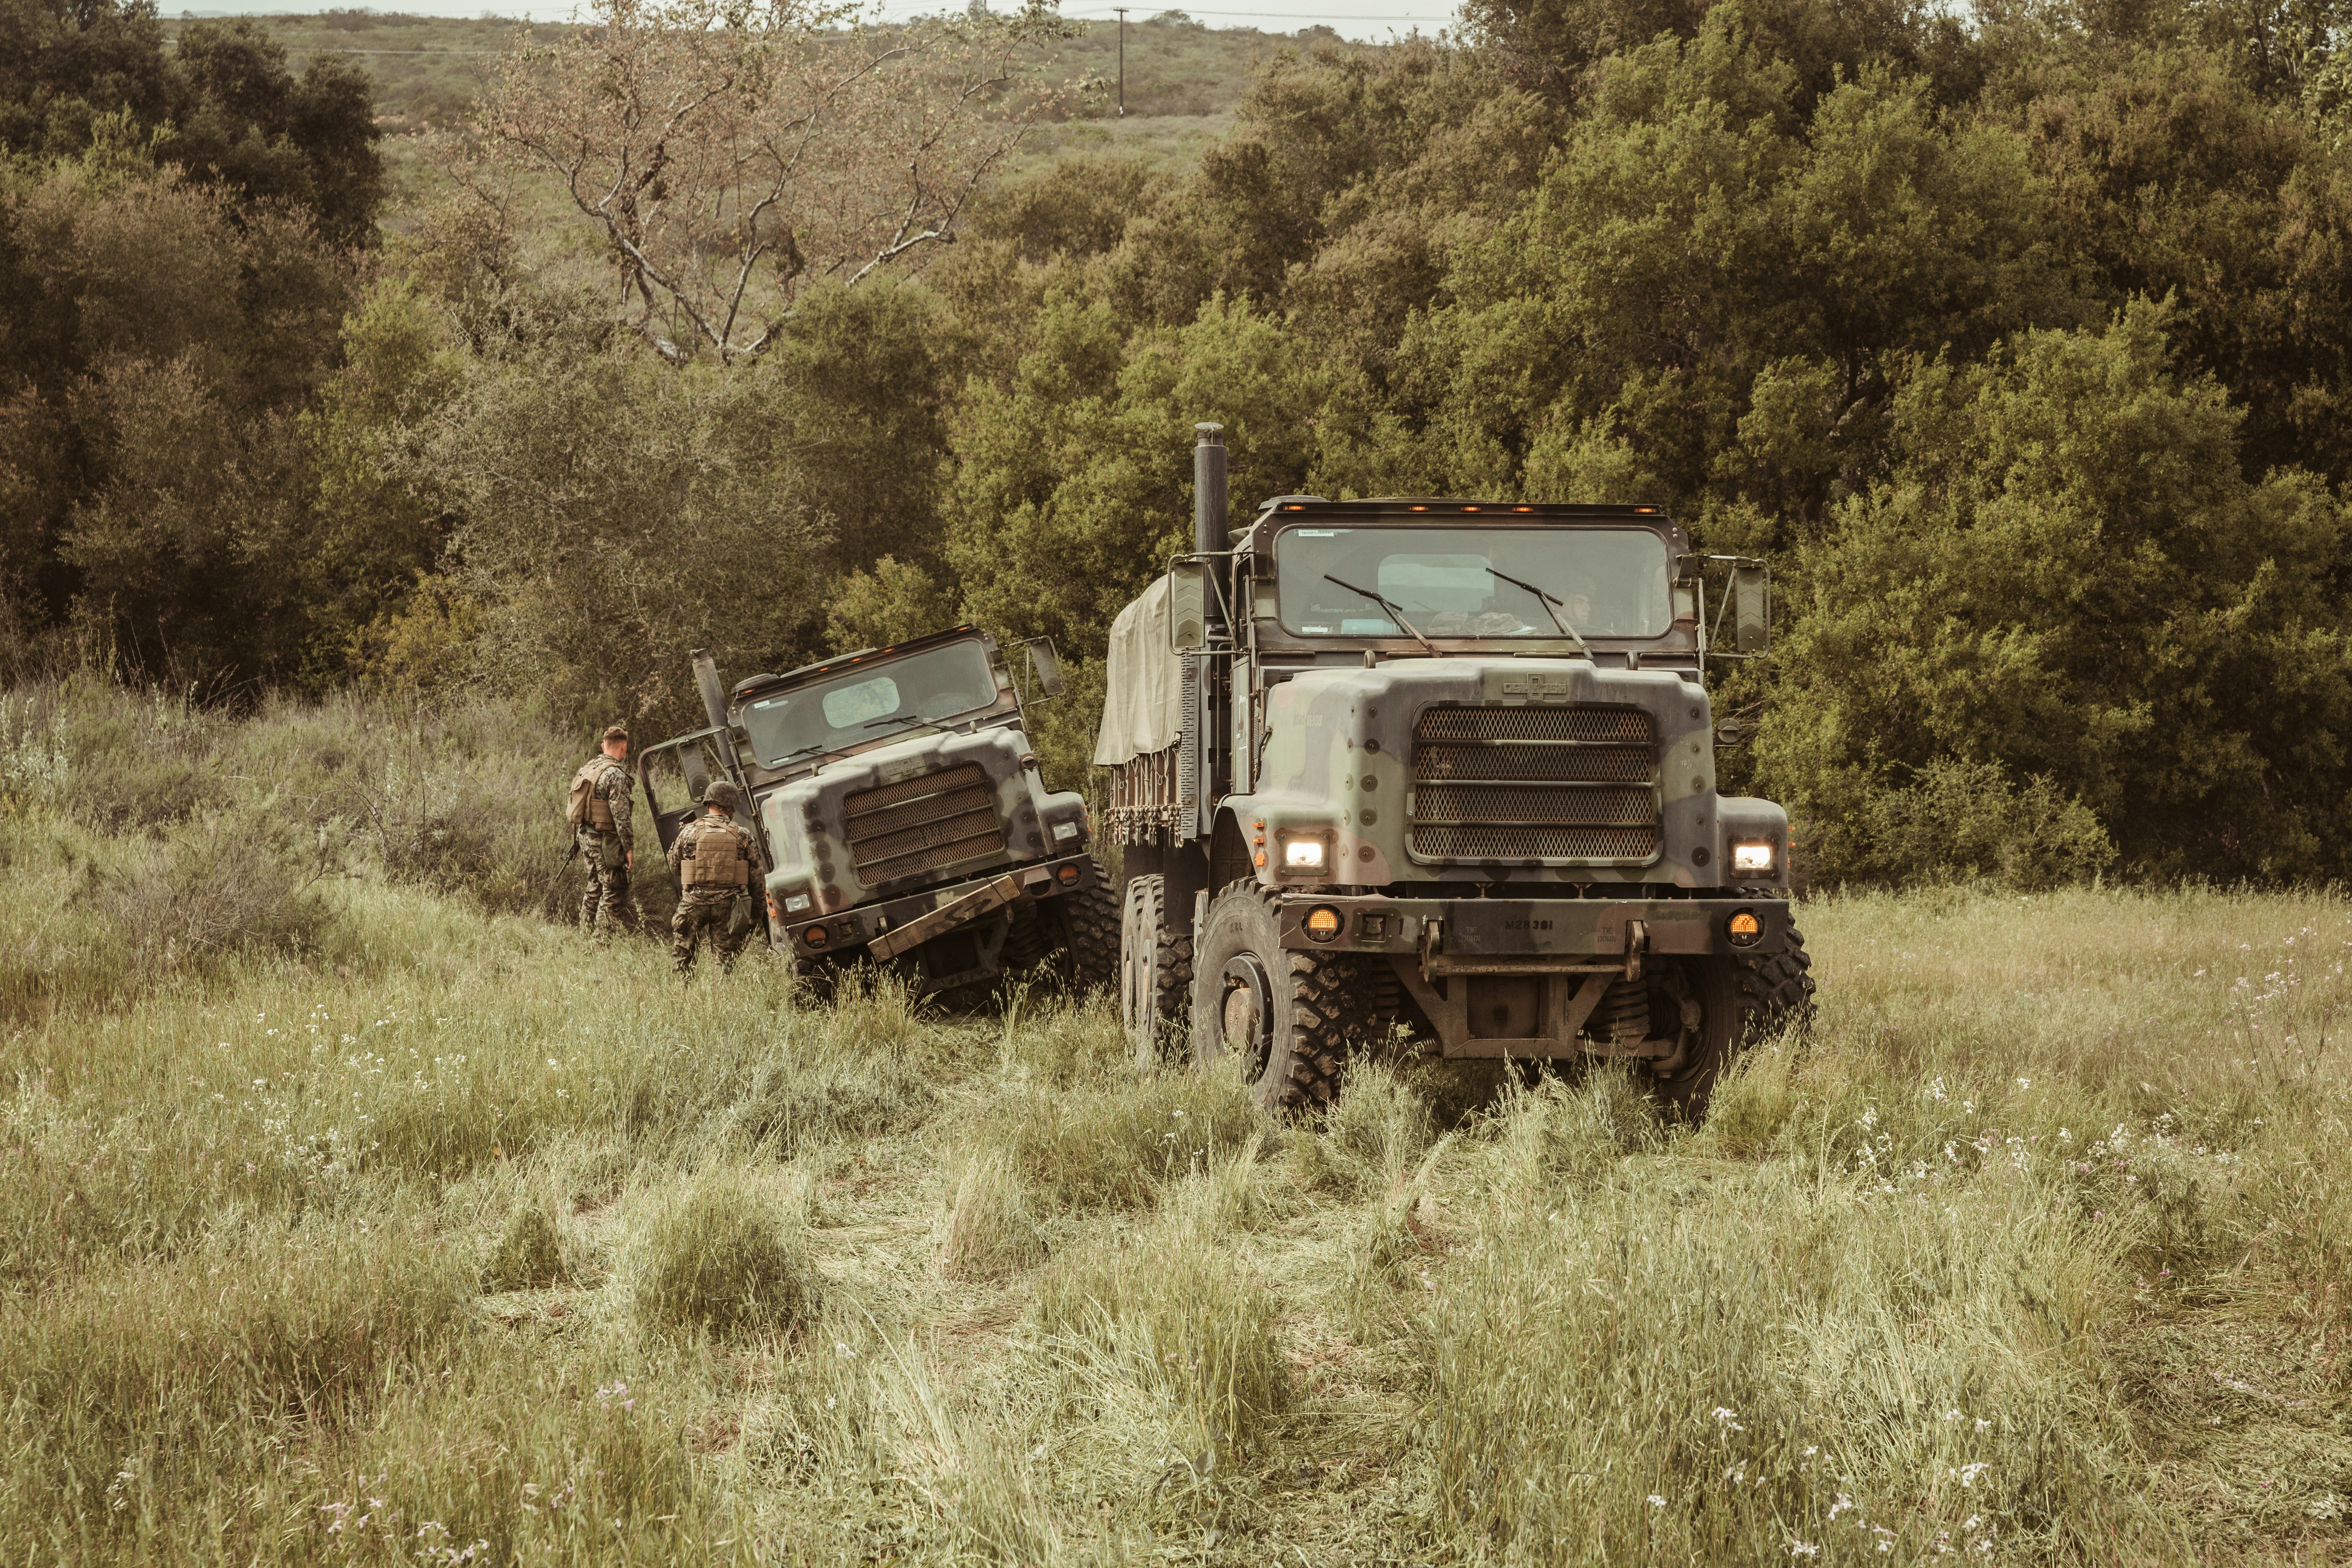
<box><xmin>844</xmin><ymin>764</ymin><xmax>1007</xmax><ymax>885</ymax></box>
<box><xmin>1410</xmin><ymin>705</ymin><xmax>1661</xmax><ymax>865</ymax></box>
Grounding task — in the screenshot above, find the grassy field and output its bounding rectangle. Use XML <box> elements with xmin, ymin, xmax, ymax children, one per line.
<box><xmin>5</xmin><ymin>692</ymin><xmax>2350</xmax><ymax>1563</ymax></box>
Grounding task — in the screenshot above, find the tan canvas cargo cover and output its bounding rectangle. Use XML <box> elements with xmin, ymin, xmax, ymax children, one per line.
<box><xmin>1093</xmin><ymin>571</ymin><xmax>1201</xmax><ymax>766</ymax></box>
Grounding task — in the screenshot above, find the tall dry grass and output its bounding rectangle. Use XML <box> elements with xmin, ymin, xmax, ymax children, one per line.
<box><xmin>5</xmin><ymin>680</ymin><xmax>2350</xmax><ymax>1563</ymax></box>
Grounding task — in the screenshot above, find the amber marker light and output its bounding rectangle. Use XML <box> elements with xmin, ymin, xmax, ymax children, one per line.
<box><xmin>804</xmin><ymin>925</ymin><xmax>829</xmax><ymax>948</ymax></box>
<box><xmin>1726</xmin><ymin>910</ymin><xmax>1763</xmax><ymax>947</ymax></box>
<box><xmin>1056</xmin><ymin>863</ymin><xmax>1080</xmax><ymax>885</ymax></box>
<box><xmin>1305</xmin><ymin>906</ymin><xmax>1343</xmax><ymax>942</ymax></box>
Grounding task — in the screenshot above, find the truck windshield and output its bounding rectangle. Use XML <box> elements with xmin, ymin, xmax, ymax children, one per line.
<box><xmin>1275</xmin><ymin>526</ymin><xmax>1673</xmax><ymax>639</ymax></box>
<box><xmin>739</xmin><ymin>641</ymin><xmax>1002</xmax><ymax>767</ymax></box>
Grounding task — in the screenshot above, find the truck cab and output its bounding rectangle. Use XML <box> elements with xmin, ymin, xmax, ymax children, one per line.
<box><xmin>640</xmin><ymin>626</ymin><xmax>1117</xmax><ymax>1000</ymax></box>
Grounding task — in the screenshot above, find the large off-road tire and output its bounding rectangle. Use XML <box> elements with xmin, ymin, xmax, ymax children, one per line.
<box><xmin>1656</xmin><ymin>922</ymin><xmax>1816</xmax><ymax>1118</ymax></box>
<box><xmin>790</xmin><ymin>953</ymin><xmax>840</xmax><ymax>1005</ymax></box>
<box><xmin>1042</xmin><ymin>863</ymin><xmax>1120</xmax><ymax>999</ymax></box>
<box><xmin>998</xmin><ymin>904</ymin><xmax>1052</xmax><ymax>976</ymax></box>
<box><xmin>1121</xmin><ymin>873</ymin><xmax>1194</xmax><ymax>1067</ymax></box>
<box><xmin>1190</xmin><ymin>880</ymin><xmax>1381</xmax><ymax>1112</ymax></box>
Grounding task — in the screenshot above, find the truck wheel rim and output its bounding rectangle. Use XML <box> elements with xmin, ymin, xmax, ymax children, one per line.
<box><xmin>1219</xmin><ymin>953</ymin><xmax>1274</xmax><ymax>1074</ymax></box>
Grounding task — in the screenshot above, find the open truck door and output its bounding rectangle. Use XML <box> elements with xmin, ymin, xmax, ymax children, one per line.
<box><xmin>636</xmin><ymin>727</ymin><xmax>765</xmax><ymax>872</ymax></box>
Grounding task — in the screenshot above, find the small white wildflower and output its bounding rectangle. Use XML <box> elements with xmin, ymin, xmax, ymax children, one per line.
<box><xmin>1649</xmin><ymin>1495</ymin><xmax>1666</xmax><ymax>1508</ymax></box>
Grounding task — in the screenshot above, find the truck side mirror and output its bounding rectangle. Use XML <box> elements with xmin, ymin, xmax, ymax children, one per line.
<box><xmin>1025</xmin><ymin>637</ymin><xmax>1066</xmax><ymax>699</ymax></box>
<box><xmin>1167</xmin><ymin>561</ymin><xmax>1208</xmax><ymax>653</ymax></box>
<box><xmin>1731</xmin><ymin>564</ymin><xmax>1769</xmax><ymax>654</ymax></box>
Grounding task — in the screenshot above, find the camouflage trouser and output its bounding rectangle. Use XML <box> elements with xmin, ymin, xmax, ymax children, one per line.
<box><xmin>672</xmin><ymin>889</ymin><xmax>751</xmax><ymax>976</ymax></box>
<box><xmin>578</xmin><ymin>829</ymin><xmax>638</xmax><ymax>938</ymax></box>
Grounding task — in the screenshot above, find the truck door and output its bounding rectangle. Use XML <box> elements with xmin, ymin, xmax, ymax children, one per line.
<box><xmin>637</xmin><ymin>729</ymin><xmax>735</xmax><ymax>858</ymax></box>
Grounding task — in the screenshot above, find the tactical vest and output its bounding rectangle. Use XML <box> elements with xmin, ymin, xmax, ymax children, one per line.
<box><xmin>568</xmin><ymin>757</ymin><xmax>623</xmax><ymax>831</ymax></box>
<box><xmin>679</xmin><ymin>817</ymin><xmax>752</xmax><ymax>889</ymax></box>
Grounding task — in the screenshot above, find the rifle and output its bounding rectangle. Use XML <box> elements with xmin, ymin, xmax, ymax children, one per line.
<box><xmin>539</xmin><ymin>835</ymin><xmax>582</xmax><ymax>921</ymax></box>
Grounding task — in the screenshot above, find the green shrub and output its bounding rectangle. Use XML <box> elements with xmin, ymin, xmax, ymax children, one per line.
<box><xmin>95</xmin><ymin>804</ymin><xmax>335</xmax><ymax>975</ymax></box>
<box><xmin>1851</xmin><ymin>757</ymin><xmax>2117</xmax><ymax>891</ymax></box>
<box><xmin>634</xmin><ymin>1170</ymin><xmax>821</xmax><ymax>1339</ymax></box>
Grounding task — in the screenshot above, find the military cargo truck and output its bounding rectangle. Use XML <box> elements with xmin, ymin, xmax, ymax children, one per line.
<box><xmin>639</xmin><ymin>626</ymin><xmax>1118</xmax><ymax>1000</ymax></box>
<box><xmin>1098</xmin><ymin>426</ymin><xmax>1815</xmax><ymax>1112</ymax></box>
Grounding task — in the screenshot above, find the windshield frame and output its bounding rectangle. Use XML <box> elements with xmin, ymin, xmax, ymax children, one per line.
<box><xmin>1266</xmin><ymin>516</ymin><xmax>1680</xmax><ymax>646</ymax></box>
<box><xmin>733</xmin><ymin>633</ymin><xmax>1018</xmax><ymax>772</ymax></box>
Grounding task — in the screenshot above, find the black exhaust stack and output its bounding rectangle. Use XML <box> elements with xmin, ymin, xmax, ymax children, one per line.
<box><xmin>1194</xmin><ymin>423</ymin><xmax>1227</xmax><ymax>634</ymax></box>
<box><xmin>690</xmin><ymin>648</ymin><xmax>729</xmax><ymax>734</ymax></box>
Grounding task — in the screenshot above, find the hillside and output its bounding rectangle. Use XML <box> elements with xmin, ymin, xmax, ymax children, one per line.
<box><xmin>161</xmin><ymin>9</ymin><xmax>1341</xmax><ymax>151</ymax></box>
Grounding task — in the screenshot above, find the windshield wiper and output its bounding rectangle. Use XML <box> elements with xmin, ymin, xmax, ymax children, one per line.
<box><xmin>863</xmin><ymin>710</ymin><xmax>965</xmax><ymax>735</ymax></box>
<box><xmin>775</xmin><ymin>741</ymin><xmax>829</xmax><ymax>764</ymax></box>
<box><xmin>1483</xmin><ymin>566</ymin><xmax>1594</xmax><ymax>659</ymax></box>
<box><xmin>1322</xmin><ymin>574</ymin><xmax>1439</xmax><ymax>656</ymax></box>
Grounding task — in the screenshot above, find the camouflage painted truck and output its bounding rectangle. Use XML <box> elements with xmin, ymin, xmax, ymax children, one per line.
<box><xmin>1099</xmin><ymin>425</ymin><xmax>1816</xmax><ymax>1112</ymax></box>
<box><xmin>638</xmin><ymin>627</ymin><xmax>1118</xmax><ymax>1000</ymax></box>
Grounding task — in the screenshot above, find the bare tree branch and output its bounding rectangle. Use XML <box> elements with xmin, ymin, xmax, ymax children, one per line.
<box><xmin>470</xmin><ymin>0</ymin><xmax>1072</xmax><ymax>364</ymax></box>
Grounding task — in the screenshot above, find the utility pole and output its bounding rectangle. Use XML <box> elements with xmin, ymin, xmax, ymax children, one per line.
<box><xmin>1114</xmin><ymin>7</ymin><xmax>1128</xmax><ymax>116</ymax></box>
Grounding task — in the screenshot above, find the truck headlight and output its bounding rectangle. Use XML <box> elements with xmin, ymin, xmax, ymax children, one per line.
<box><xmin>1282</xmin><ymin>838</ymin><xmax>1326</xmax><ymax>871</ymax></box>
<box><xmin>783</xmin><ymin>892</ymin><xmax>813</xmax><ymax>913</ymax></box>
<box><xmin>1731</xmin><ymin>842</ymin><xmax>1775</xmax><ymax>874</ymax></box>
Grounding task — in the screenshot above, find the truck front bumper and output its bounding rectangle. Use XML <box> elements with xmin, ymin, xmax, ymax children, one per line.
<box><xmin>775</xmin><ymin>852</ymin><xmax>1100</xmax><ymax>962</ymax></box>
<box><xmin>1274</xmin><ymin>893</ymin><xmax>1796</xmax><ymax>966</ymax></box>
<box><xmin>1270</xmin><ymin>892</ymin><xmax>1797</xmax><ymax>1060</ymax></box>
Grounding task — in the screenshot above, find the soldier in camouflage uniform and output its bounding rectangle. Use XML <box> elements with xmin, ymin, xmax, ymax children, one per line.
<box><xmin>569</xmin><ymin>724</ymin><xmax>639</xmax><ymax>939</ymax></box>
<box><xmin>668</xmin><ymin>778</ymin><xmax>758</xmax><ymax>976</ymax></box>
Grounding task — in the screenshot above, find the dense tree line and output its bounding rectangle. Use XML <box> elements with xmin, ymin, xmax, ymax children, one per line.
<box><xmin>3</xmin><ymin>0</ymin><xmax>2350</xmax><ymax>884</ymax></box>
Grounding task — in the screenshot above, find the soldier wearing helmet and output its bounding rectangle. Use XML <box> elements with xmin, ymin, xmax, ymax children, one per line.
<box><xmin>668</xmin><ymin>777</ymin><xmax>759</xmax><ymax>976</ymax></box>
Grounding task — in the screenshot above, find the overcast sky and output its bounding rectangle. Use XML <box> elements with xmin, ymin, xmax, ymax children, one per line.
<box><xmin>175</xmin><ymin>1</ymin><xmax>1461</xmax><ymax>42</ymax></box>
